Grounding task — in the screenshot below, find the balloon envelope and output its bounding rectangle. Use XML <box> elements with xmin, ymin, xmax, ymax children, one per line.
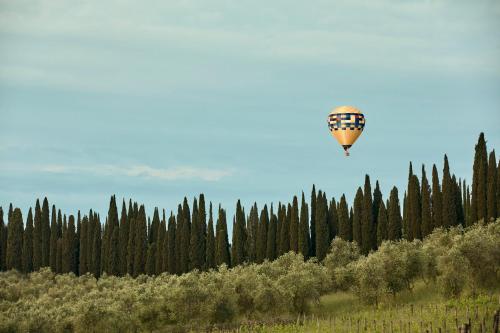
<box><xmin>327</xmin><ymin>106</ymin><xmax>365</xmax><ymax>151</ymax></box>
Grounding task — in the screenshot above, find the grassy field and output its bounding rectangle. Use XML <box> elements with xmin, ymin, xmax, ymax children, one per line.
<box><xmin>231</xmin><ymin>282</ymin><xmax>500</xmax><ymax>333</ymax></box>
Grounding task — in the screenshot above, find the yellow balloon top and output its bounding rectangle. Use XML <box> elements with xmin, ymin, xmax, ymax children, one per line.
<box><xmin>329</xmin><ymin>105</ymin><xmax>362</xmax><ymax>115</ymax></box>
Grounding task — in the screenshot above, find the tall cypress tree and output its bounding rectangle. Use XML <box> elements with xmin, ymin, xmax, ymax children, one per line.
<box><xmin>442</xmin><ymin>155</ymin><xmax>457</xmax><ymax>227</ymax></box>
<box><xmin>155</xmin><ymin>218</ymin><xmax>166</xmax><ymax>274</ymax></box>
<box><xmin>101</xmin><ymin>219</ymin><xmax>108</xmax><ymax>274</ymax></box>
<box><xmin>126</xmin><ymin>201</ymin><xmax>135</xmax><ymax>275</ymax></box>
<box><xmin>119</xmin><ymin>200</ymin><xmax>129</xmax><ymax>275</ymax></box>
<box><xmin>372</xmin><ymin>181</ymin><xmax>382</xmax><ymax>248</ymax></box>
<box><xmin>49</xmin><ymin>205</ymin><xmax>57</xmax><ymax>272</ymax></box>
<box><xmin>271</xmin><ymin>202</ymin><xmax>286</xmax><ymax>253</ymax></box>
<box><xmin>33</xmin><ymin>199</ymin><xmax>42</xmax><ymax>271</ymax></box>
<box><xmin>134</xmin><ymin>205</ymin><xmax>147</xmax><ymax>276</ymax></box>
<box><xmin>454</xmin><ymin>176</ymin><xmax>464</xmax><ymax>226</ymax></box>
<box><xmin>376</xmin><ymin>201</ymin><xmax>388</xmax><ymax>247</ymax></box>
<box><xmin>22</xmin><ymin>208</ymin><xmax>33</xmax><ymax>273</ymax></box>
<box><xmin>287</xmin><ymin>203</ymin><xmax>292</xmax><ymax>250</ymax></box>
<box><xmin>215</xmin><ymin>206</ymin><xmax>231</xmax><ymax>267</ymax></box>
<box><xmin>86</xmin><ymin>211</ymin><xmax>94</xmax><ymax>274</ymax></box>
<box><xmin>79</xmin><ymin>216</ymin><xmax>88</xmax><ymax>275</ymax></box>
<box><xmin>337</xmin><ymin>195</ymin><xmax>351</xmax><ymax>241</ymax></box>
<box><xmin>206</xmin><ymin>203</ymin><xmax>216</xmax><ymax>269</ymax></box>
<box><xmin>127</xmin><ymin>216</ymin><xmax>136</xmax><ymax>276</ymax></box>
<box><xmin>408</xmin><ymin>174</ymin><xmax>422</xmax><ymax>240</ymax></box>
<box><xmin>174</xmin><ymin>205</ymin><xmax>183</xmax><ymax>274</ymax></box>
<box><xmin>149</xmin><ymin>207</ymin><xmax>160</xmax><ymax>246</ymax></box>
<box><xmin>298</xmin><ymin>192</ymin><xmax>310</xmax><ymax>258</ymax></box>
<box><xmin>231</xmin><ymin>200</ymin><xmax>247</xmax><ymax>266</ymax></box>
<box><xmin>180</xmin><ymin>198</ymin><xmax>191</xmax><ymax>273</ymax></box>
<box><xmin>41</xmin><ymin>198</ymin><xmax>50</xmax><ymax>267</ymax></box>
<box><xmin>387</xmin><ymin>186</ymin><xmax>402</xmax><ymax>240</ymax></box>
<box><xmin>167</xmin><ymin>213</ymin><xmax>176</xmax><ymax>274</ymax></box>
<box><xmin>55</xmin><ymin>211</ymin><xmax>63</xmax><ymax>274</ymax></box>
<box><xmin>279</xmin><ymin>204</ymin><xmax>291</xmax><ymax>254</ymax></box>
<box><xmin>352</xmin><ymin>187</ymin><xmax>363</xmax><ymax>246</ymax></box>
<box><xmin>289</xmin><ymin>196</ymin><xmax>299</xmax><ymax>253</ymax></box>
<box><xmin>87</xmin><ymin>213</ymin><xmax>95</xmax><ymax>274</ymax></box>
<box><xmin>402</xmin><ymin>192</ymin><xmax>408</xmax><ymax>239</ymax></box>
<box><xmin>471</xmin><ymin>133</ymin><xmax>488</xmax><ymax>223</ymax></box>
<box><xmin>190</xmin><ymin>195</ymin><xmax>207</xmax><ymax>270</ymax></box>
<box><xmin>328</xmin><ymin>198</ymin><xmax>338</xmax><ymax>244</ymax></box>
<box><xmin>406</xmin><ymin>164</ymin><xmax>415</xmax><ymax>240</ymax></box>
<box><xmin>62</xmin><ymin>215</ymin><xmax>76</xmax><ymax>274</ymax></box>
<box><xmin>246</xmin><ymin>203</ymin><xmax>259</xmax><ymax>263</ymax></box>
<box><xmin>325</xmin><ymin>196</ymin><xmax>332</xmax><ymax>247</ymax></box>
<box><xmin>431</xmin><ymin>164</ymin><xmax>443</xmax><ymax>228</ymax></box>
<box><xmin>361</xmin><ymin>175</ymin><xmax>374</xmax><ymax>254</ymax></box>
<box><xmin>462</xmin><ymin>180</ymin><xmax>468</xmax><ymax>224</ymax></box>
<box><xmin>70</xmin><ymin>215</ymin><xmax>78</xmax><ymax>274</ymax></box>
<box><xmin>108</xmin><ymin>224</ymin><xmax>120</xmax><ymax>276</ymax></box>
<box><xmin>256</xmin><ymin>205</ymin><xmax>269</xmax><ymax>263</ymax></box>
<box><xmin>315</xmin><ymin>191</ymin><xmax>329</xmax><ymax>261</ymax></box>
<box><xmin>266</xmin><ymin>206</ymin><xmax>278</xmax><ymax>261</ymax></box>
<box><xmin>403</xmin><ymin>164</ymin><xmax>413</xmax><ymax>239</ymax></box>
<box><xmin>310</xmin><ymin>185</ymin><xmax>317</xmax><ymax>257</ymax></box>
<box><xmin>276</xmin><ymin>203</ymin><xmax>283</xmax><ymax>255</ymax></box>
<box><xmin>487</xmin><ymin>150</ymin><xmax>497</xmax><ymax>221</ymax></box>
<box><xmin>421</xmin><ymin>165</ymin><xmax>432</xmax><ymax>237</ymax></box>
<box><xmin>198</xmin><ymin>194</ymin><xmax>207</xmax><ymax>269</ymax></box>
<box><xmin>6</xmin><ymin>208</ymin><xmax>23</xmax><ymax>271</ymax></box>
<box><xmin>91</xmin><ymin>217</ymin><xmax>101</xmax><ymax>278</ymax></box>
<box><xmin>465</xmin><ymin>185</ymin><xmax>471</xmax><ymax>226</ymax></box>
<box><xmin>106</xmin><ymin>196</ymin><xmax>120</xmax><ymax>275</ymax></box>
<box><xmin>76</xmin><ymin>211</ymin><xmax>81</xmax><ymax>275</ymax></box>
<box><xmin>161</xmin><ymin>215</ymin><xmax>169</xmax><ymax>273</ymax></box>
<box><xmin>189</xmin><ymin>198</ymin><xmax>202</xmax><ymax>270</ymax></box>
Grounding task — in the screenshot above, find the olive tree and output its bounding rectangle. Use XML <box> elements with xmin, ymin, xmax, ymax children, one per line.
<box><xmin>350</xmin><ymin>254</ymin><xmax>386</xmax><ymax>305</ymax></box>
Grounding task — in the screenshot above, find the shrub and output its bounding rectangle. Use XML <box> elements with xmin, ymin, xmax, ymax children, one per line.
<box><xmin>458</xmin><ymin>222</ymin><xmax>500</xmax><ymax>292</ymax></box>
<box><xmin>350</xmin><ymin>254</ymin><xmax>386</xmax><ymax>305</ymax></box>
<box><xmin>324</xmin><ymin>238</ymin><xmax>360</xmax><ymax>290</ymax></box>
<box><xmin>324</xmin><ymin>238</ymin><xmax>361</xmax><ymax>269</ymax></box>
<box><xmin>437</xmin><ymin>246</ymin><xmax>469</xmax><ymax>298</ymax></box>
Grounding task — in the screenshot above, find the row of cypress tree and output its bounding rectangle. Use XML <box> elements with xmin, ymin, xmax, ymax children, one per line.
<box><xmin>0</xmin><ymin>133</ymin><xmax>498</xmax><ymax>276</ymax></box>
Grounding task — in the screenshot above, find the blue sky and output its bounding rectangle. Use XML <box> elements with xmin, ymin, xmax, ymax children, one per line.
<box><xmin>1</xmin><ymin>0</ymin><xmax>499</xmax><ymax>221</ymax></box>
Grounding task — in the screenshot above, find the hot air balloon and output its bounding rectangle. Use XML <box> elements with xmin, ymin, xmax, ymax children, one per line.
<box><xmin>327</xmin><ymin>106</ymin><xmax>365</xmax><ymax>156</ymax></box>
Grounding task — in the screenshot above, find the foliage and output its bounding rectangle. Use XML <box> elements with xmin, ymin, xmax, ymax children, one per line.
<box><xmin>0</xmin><ymin>220</ymin><xmax>499</xmax><ymax>332</ymax></box>
<box><xmin>437</xmin><ymin>221</ymin><xmax>500</xmax><ymax>296</ymax></box>
<box><xmin>0</xmin><ymin>252</ymin><xmax>329</xmax><ymax>333</ymax></box>
<box><xmin>328</xmin><ymin>220</ymin><xmax>500</xmax><ymax>304</ymax></box>
<box><xmin>350</xmin><ymin>254</ymin><xmax>386</xmax><ymax>305</ymax></box>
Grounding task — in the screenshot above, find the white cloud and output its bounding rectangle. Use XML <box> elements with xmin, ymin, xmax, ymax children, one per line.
<box><xmin>39</xmin><ymin>164</ymin><xmax>234</xmax><ymax>181</ymax></box>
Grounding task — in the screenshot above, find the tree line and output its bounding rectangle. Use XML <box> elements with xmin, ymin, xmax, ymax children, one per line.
<box><xmin>0</xmin><ymin>133</ymin><xmax>498</xmax><ymax>277</ymax></box>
